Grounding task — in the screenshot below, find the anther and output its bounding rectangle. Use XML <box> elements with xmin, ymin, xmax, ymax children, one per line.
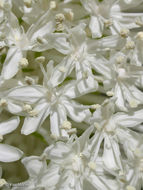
<box><xmin>129</xmin><ymin>99</ymin><xmax>138</xmax><ymax>108</ymax></box>
<box><xmin>104</xmin><ymin>20</ymin><xmax>113</xmax><ymax>28</ymax></box>
<box><xmin>49</xmin><ymin>1</ymin><xmax>56</xmax><ymax>9</ymax></box>
<box><xmin>116</xmin><ymin>56</ymin><xmax>124</xmax><ymax>64</ymax></box>
<box><xmin>61</xmin><ymin>120</ymin><xmax>72</xmax><ymax>130</ymax></box>
<box><xmin>19</xmin><ymin>58</ymin><xmax>29</xmax><ymax>68</ymax></box>
<box><xmin>58</xmin><ymin>66</ymin><xmax>66</xmax><ymax>73</ymax></box>
<box><xmin>24</xmin><ymin>0</ymin><xmax>32</xmax><ymax>8</ymax></box>
<box><xmin>28</xmin><ymin>109</ymin><xmax>38</xmax><ymax>117</ymax></box>
<box><xmin>0</xmin><ymin>99</ymin><xmax>7</xmax><ymax>107</ymax></box>
<box><xmin>55</xmin><ymin>13</ymin><xmax>65</xmax><ymax>23</ymax></box>
<box><xmin>136</xmin><ymin>32</ymin><xmax>143</xmax><ymax>41</ymax></box>
<box><xmin>90</xmin><ymin>104</ymin><xmax>101</xmax><ymax>109</ymax></box>
<box><xmin>125</xmin><ymin>41</ymin><xmax>135</xmax><ymax>50</ymax></box>
<box><xmin>0</xmin><ymin>134</ymin><xmax>3</xmax><ymax>142</ymax></box>
<box><xmin>88</xmin><ymin>161</ymin><xmax>96</xmax><ymax>170</ymax></box>
<box><xmin>120</xmin><ymin>28</ymin><xmax>129</xmax><ymax>38</ymax></box>
<box><xmin>23</xmin><ymin>104</ymin><xmax>32</xmax><ymax>112</ymax></box>
<box><xmin>106</xmin><ymin>91</ymin><xmax>114</xmax><ymax>97</ymax></box>
<box><xmin>35</xmin><ymin>56</ymin><xmax>45</xmax><ymax>64</ymax></box>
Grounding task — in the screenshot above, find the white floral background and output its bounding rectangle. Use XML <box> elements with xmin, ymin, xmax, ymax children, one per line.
<box><xmin>0</xmin><ymin>0</ymin><xmax>143</xmax><ymax>190</ymax></box>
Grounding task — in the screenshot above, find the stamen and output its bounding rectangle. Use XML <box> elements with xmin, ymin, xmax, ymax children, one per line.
<box><xmin>88</xmin><ymin>161</ymin><xmax>96</xmax><ymax>170</ymax></box>
<box><xmin>23</xmin><ymin>104</ymin><xmax>38</xmax><ymax>117</ymax></box>
<box><xmin>55</xmin><ymin>13</ymin><xmax>65</xmax><ymax>23</ymax></box>
<box><xmin>120</xmin><ymin>28</ymin><xmax>129</xmax><ymax>38</ymax></box>
<box><xmin>19</xmin><ymin>58</ymin><xmax>29</xmax><ymax>68</ymax></box>
<box><xmin>24</xmin><ymin>76</ymin><xmax>35</xmax><ymax>85</ymax></box>
<box><xmin>56</xmin><ymin>23</ymin><xmax>64</xmax><ymax>31</ymax></box>
<box><xmin>129</xmin><ymin>99</ymin><xmax>138</xmax><ymax>108</ymax></box>
<box><xmin>135</xmin><ymin>18</ymin><xmax>143</xmax><ymax>26</ymax></box>
<box><xmin>0</xmin><ymin>99</ymin><xmax>7</xmax><ymax>107</ymax></box>
<box><xmin>67</xmin><ymin>128</ymin><xmax>77</xmax><ymax>135</ymax></box>
<box><xmin>28</xmin><ymin>109</ymin><xmax>38</xmax><ymax>117</ymax></box>
<box><xmin>125</xmin><ymin>41</ymin><xmax>135</xmax><ymax>50</ymax></box>
<box><xmin>104</xmin><ymin>19</ymin><xmax>113</xmax><ymax>28</ymax></box>
<box><xmin>106</xmin><ymin>91</ymin><xmax>114</xmax><ymax>97</ymax></box>
<box><xmin>116</xmin><ymin>56</ymin><xmax>124</xmax><ymax>64</ymax></box>
<box><xmin>37</xmin><ymin>36</ymin><xmax>45</xmax><ymax>44</ymax></box>
<box><xmin>136</xmin><ymin>32</ymin><xmax>143</xmax><ymax>41</ymax></box>
<box><xmin>61</xmin><ymin>120</ymin><xmax>72</xmax><ymax>130</ymax></box>
<box><xmin>24</xmin><ymin>0</ymin><xmax>32</xmax><ymax>8</ymax></box>
<box><xmin>55</xmin><ymin>13</ymin><xmax>65</xmax><ymax>31</ymax></box>
<box><xmin>35</xmin><ymin>56</ymin><xmax>45</xmax><ymax>64</ymax></box>
<box><xmin>58</xmin><ymin>66</ymin><xmax>66</xmax><ymax>73</ymax></box>
<box><xmin>49</xmin><ymin>1</ymin><xmax>56</xmax><ymax>9</ymax></box>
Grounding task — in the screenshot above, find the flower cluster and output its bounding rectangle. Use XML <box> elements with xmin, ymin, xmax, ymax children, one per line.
<box><xmin>0</xmin><ymin>0</ymin><xmax>143</xmax><ymax>190</ymax></box>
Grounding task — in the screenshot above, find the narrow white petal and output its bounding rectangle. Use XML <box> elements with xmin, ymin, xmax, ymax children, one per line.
<box><xmin>89</xmin><ymin>16</ymin><xmax>103</xmax><ymax>38</ymax></box>
<box><xmin>2</xmin><ymin>47</ymin><xmax>22</xmax><ymax>80</ymax></box>
<box><xmin>0</xmin><ymin>116</ymin><xmax>20</xmax><ymax>135</ymax></box>
<box><xmin>7</xmin><ymin>86</ymin><xmax>45</xmax><ymax>104</ymax></box>
<box><xmin>21</xmin><ymin>102</ymin><xmax>50</xmax><ymax>135</ymax></box>
<box><xmin>0</xmin><ymin>144</ymin><xmax>23</xmax><ymax>162</ymax></box>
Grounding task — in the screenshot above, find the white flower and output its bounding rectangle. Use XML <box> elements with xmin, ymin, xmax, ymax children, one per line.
<box><xmin>89</xmin><ymin>99</ymin><xmax>143</xmax><ymax>172</ymax></box>
<box><xmin>119</xmin><ymin>144</ymin><xmax>143</xmax><ymax>190</ymax></box>
<box><xmin>6</xmin><ymin>61</ymin><xmax>92</xmax><ymax>138</ymax></box>
<box><xmin>22</xmin><ymin>0</ymin><xmax>86</xmax><ymax>26</ymax></box>
<box><xmin>1</xmin><ymin>11</ymin><xmax>70</xmax><ymax>79</ymax></box>
<box><xmin>51</xmin><ymin>23</ymin><xmax>98</xmax><ymax>93</ymax></box>
<box><xmin>80</xmin><ymin>0</ymin><xmax>143</xmax><ymax>38</ymax></box>
<box><xmin>93</xmin><ymin>51</ymin><xmax>143</xmax><ymax>111</ymax></box>
<box><xmin>42</xmin><ymin>128</ymin><xmax>119</xmax><ymax>190</ymax></box>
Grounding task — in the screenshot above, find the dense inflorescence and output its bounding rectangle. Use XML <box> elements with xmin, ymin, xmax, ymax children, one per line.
<box><xmin>0</xmin><ymin>0</ymin><xmax>143</xmax><ymax>190</ymax></box>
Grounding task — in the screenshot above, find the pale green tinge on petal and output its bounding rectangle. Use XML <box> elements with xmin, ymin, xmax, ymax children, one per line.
<box><xmin>0</xmin><ymin>144</ymin><xmax>23</xmax><ymax>162</ymax></box>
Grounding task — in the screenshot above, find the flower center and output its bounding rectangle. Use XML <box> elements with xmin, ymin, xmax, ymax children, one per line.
<box><xmin>72</xmin><ymin>154</ymin><xmax>83</xmax><ymax>172</ymax></box>
<box><xmin>46</xmin><ymin>89</ymin><xmax>58</xmax><ymax>104</ymax></box>
<box><xmin>118</xmin><ymin>68</ymin><xmax>126</xmax><ymax>78</ymax></box>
